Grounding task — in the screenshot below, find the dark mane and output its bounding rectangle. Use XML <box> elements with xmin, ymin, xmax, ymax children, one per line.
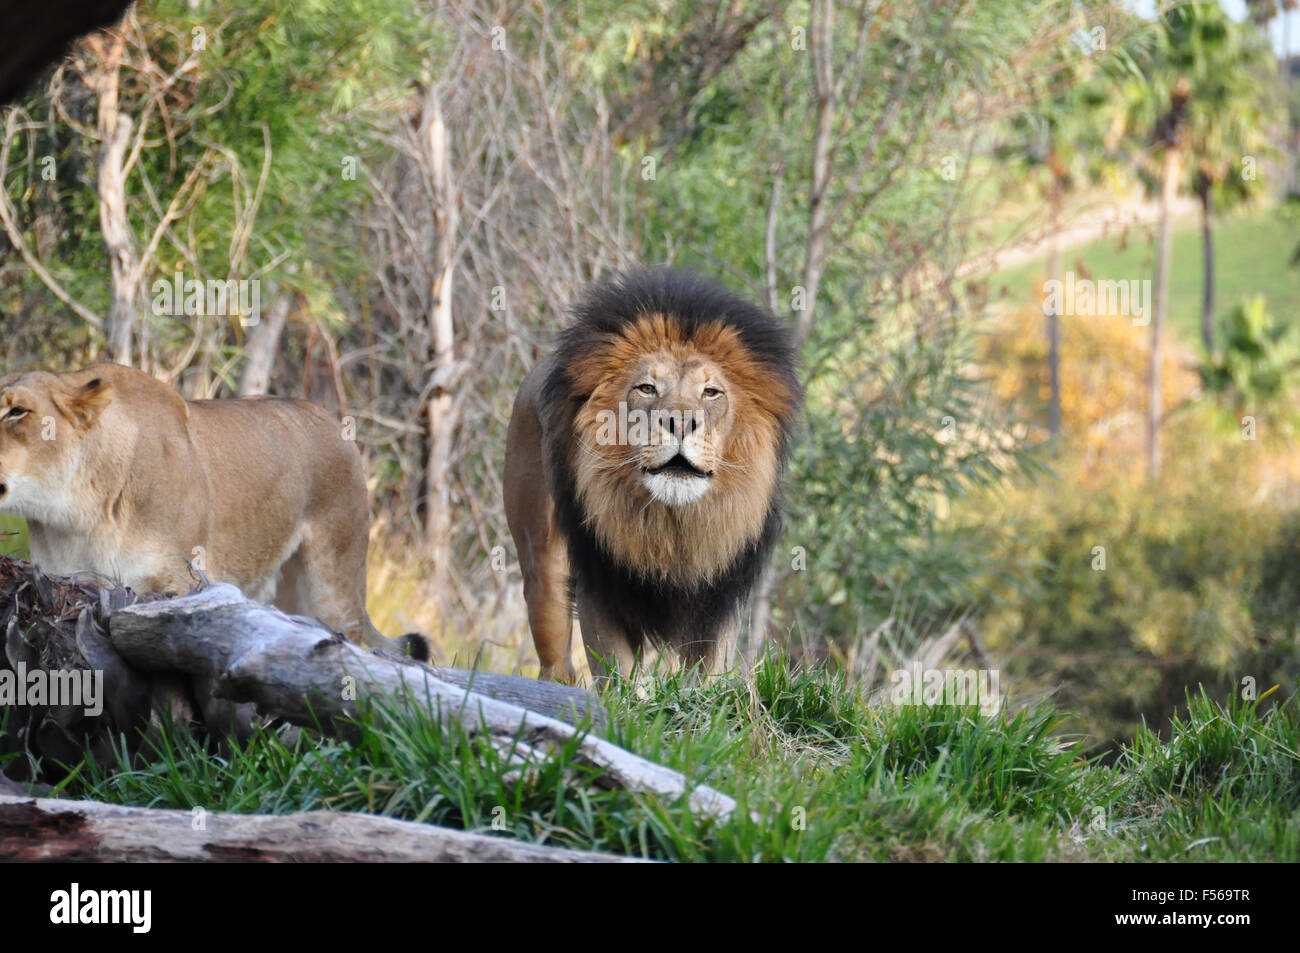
<box><xmin>536</xmin><ymin>267</ymin><xmax>802</xmax><ymax>663</ymax></box>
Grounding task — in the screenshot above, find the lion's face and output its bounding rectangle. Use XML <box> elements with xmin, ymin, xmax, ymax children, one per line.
<box><xmin>563</xmin><ymin>312</ymin><xmax>795</xmax><ymax>583</ymax></box>
<box><xmin>619</xmin><ymin>349</ymin><xmax>735</xmax><ymax>507</ymax></box>
<box><xmin>0</xmin><ymin>371</ymin><xmax>113</xmax><ymax>521</ymax></box>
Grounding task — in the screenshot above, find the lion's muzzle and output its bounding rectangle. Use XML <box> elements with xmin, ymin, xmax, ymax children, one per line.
<box><xmin>640</xmin><ymin>439</ymin><xmax>714</xmax><ymax>506</ymax></box>
<box><xmin>645</xmin><ymin>453</ymin><xmax>710</xmax><ymax>479</ymax></box>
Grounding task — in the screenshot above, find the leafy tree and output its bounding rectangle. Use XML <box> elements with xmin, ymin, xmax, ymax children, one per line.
<box><xmin>1</xmin><ymin>0</ymin><xmax>429</xmax><ymax>385</ymax></box>
<box><xmin>1245</xmin><ymin>0</ymin><xmax>1298</xmax><ymax>193</ymax></box>
<box><xmin>1177</xmin><ymin>6</ymin><xmax>1278</xmax><ymax>357</ymax></box>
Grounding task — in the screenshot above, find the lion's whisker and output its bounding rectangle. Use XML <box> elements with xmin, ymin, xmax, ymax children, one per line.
<box><xmin>713</xmin><ymin>457</ymin><xmax>749</xmax><ymax>473</ymax></box>
<box><xmin>576</xmin><ymin>450</ymin><xmax>641</xmax><ymax>472</ymax></box>
<box><xmin>573</xmin><ymin>437</ymin><xmax>641</xmax><ymax>471</ymax></box>
<box><xmin>637</xmin><ymin>493</ymin><xmax>658</xmax><ymax>520</ymax></box>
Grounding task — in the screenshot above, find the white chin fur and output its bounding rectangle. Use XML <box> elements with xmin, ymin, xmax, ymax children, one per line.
<box><xmin>643</xmin><ymin>472</ymin><xmax>711</xmax><ymax>506</ymax></box>
<box><xmin>0</xmin><ymin>477</ymin><xmax>56</xmax><ymax>521</ymax></box>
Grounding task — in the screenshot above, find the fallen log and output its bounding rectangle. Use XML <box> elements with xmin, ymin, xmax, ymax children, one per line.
<box><xmin>0</xmin><ymin>554</ymin><xmax>601</xmax><ymax>781</ymax></box>
<box><xmin>0</xmin><ymin>794</ymin><xmax>645</xmax><ymax>862</ymax></box>
<box><xmin>424</xmin><ymin>664</ymin><xmax>604</xmax><ymax>729</ymax></box>
<box><xmin>109</xmin><ymin>584</ymin><xmax>738</xmax><ymax>820</ymax></box>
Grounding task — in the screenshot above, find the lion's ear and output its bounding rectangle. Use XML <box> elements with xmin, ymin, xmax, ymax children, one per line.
<box><xmin>53</xmin><ymin>375</ymin><xmax>114</xmax><ymax>432</ymax></box>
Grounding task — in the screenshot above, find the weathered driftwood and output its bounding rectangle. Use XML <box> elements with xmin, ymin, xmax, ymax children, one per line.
<box><xmin>424</xmin><ymin>665</ymin><xmax>604</xmax><ymax>730</ymax></box>
<box><xmin>0</xmin><ymin>794</ymin><xmax>644</xmax><ymax>862</ymax></box>
<box><xmin>1</xmin><ymin>552</ymin><xmax>601</xmax><ymax>780</ymax></box>
<box><xmin>110</xmin><ymin>585</ymin><xmax>738</xmax><ymax>820</ymax></box>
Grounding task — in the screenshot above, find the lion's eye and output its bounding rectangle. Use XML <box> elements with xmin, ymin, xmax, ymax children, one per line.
<box><xmin>635</xmin><ymin>383</ymin><xmax>657</xmax><ymax>396</ymax></box>
<box><xmin>3</xmin><ymin>406</ymin><xmax>28</xmax><ymax>422</ymax></box>
<box><xmin>702</xmin><ymin>387</ymin><xmax>723</xmax><ymax>399</ymax></box>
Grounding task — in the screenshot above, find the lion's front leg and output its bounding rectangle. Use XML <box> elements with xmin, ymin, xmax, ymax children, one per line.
<box><xmin>702</xmin><ymin>614</ymin><xmax>741</xmax><ymax>677</ymax></box>
<box><xmin>575</xmin><ymin>591</ymin><xmax>640</xmax><ymax>683</ymax></box>
<box><xmin>518</xmin><ymin>519</ymin><xmax>577</xmax><ymax>685</ymax></box>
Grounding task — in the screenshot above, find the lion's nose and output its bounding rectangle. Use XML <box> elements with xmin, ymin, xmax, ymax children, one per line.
<box><xmin>658</xmin><ymin>414</ymin><xmax>680</xmax><ymax>442</ymax></box>
<box><xmin>662</xmin><ymin>410</ymin><xmax>700</xmax><ymax>440</ymax></box>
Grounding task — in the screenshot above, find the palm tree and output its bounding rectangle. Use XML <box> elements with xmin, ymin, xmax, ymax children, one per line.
<box><xmin>1148</xmin><ymin>73</ymin><xmax>1190</xmax><ymax>484</ymax></box>
<box><xmin>1003</xmin><ymin>40</ymin><xmax>1127</xmax><ymax>439</ymax></box>
<box><xmin>1005</xmin><ymin>108</ymin><xmax>1082</xmax><ymax>439</ymax></box>
<box><xmin>1039</xmin><ymin>84</ymin><xmax>1119</xmax><ymax>439</ymax></box>
<box><xmin>1246</xmin><ymin>0</ymin><xmax>1298</xmax><ymax>194</ymax></box>
<box><xmin>1177</xmin><ymin>7</ymin><xmax>1276</xmax><ymax>358</ymax></box>
<box><xmin>1111</xmin><ymin>4</ymin><xmax>1276</xmax><ymax>481</ymax></box>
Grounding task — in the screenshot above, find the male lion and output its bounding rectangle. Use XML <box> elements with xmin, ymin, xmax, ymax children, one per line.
<box><xmin>0</xmin><ymin>363</ymin><xmax>428</xmax><ymax>660</ymax></box>
<box><xmin>504</xmin><ymin>269</ymin><xmax>801</xmax><ymax>682</ymax></box>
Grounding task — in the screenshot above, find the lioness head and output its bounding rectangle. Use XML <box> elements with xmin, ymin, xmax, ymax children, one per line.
<box><xmin>0</xmin><ymin>369</ymin><xmax>115</xmax><ymax>520</ymax></box>
<box><xmin>543</xmin><ymin>269</ymin><xmax>801</xmax><ymax>587</ymax></box>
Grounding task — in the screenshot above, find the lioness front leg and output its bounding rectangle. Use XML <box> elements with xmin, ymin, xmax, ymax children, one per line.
<box><xmin>293</xmin><ymin>523</ymin><xmax>429</xmax><ymax>660</ymax></box>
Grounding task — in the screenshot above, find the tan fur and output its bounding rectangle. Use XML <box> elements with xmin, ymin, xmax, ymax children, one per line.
<box><xmin>0</xmin><ymin>363</ymin><xmax>422</xmax><ymax>657</ymax></box>
<box><xmin>505</xmin><ymin>313</ymin><xmax>796</xmax><ymax>682</ymax></box>
<box><xmin>503</xmin><ymin>356</ymin><xmax>578</xmax><ymax>682</ymax></box>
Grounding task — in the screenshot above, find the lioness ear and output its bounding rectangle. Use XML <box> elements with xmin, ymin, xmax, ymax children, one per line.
<box><xmin>53</xmin><ymin>376</ymin><xmax>114</xmax><ymax>432</ymax></box>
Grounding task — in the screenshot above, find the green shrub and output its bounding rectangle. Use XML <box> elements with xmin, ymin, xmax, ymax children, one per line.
<box><xmin>970</xmin><ymin>427</ymin><xmax>1300</xmax><ymax>749</ymax></box>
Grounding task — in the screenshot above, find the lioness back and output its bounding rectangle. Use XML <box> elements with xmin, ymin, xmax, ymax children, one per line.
<box><xmin>185</xmin><ymin>396</ymin><xmax>364</xmax><ymax>566</ymax></box>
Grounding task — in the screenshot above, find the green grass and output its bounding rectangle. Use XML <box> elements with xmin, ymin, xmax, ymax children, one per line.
<box><xmin>17</xmin><ymin>652</ymin><xmax>1296</xmax><ymax>862</ymax></box>
<box><xmin>1104</xmin><ymin>687</ymin><xmax>1300</xmax><ymax>861</ymax></box>
<box><xmin>0</xmin><ymin>515</ymin><xmax>27</xmax><ymax>559</ymax></box>
<box><xmin>994</xmin><ymin>204</ymin><xmax>1300</xmax><ymax>348</ymax></box>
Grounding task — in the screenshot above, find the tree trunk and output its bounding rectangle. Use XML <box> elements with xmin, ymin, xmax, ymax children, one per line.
<box><xmin>0</xmin><ymin>794</ymin><xmax>643</xmax><ymax>862</ymax></box>
<box><xmin>238</xmin><ymin>289</ymin><xmax>291</xmax><ymax>396</ymax></box>
<box><xmin>1148</xmin><ymin>145</ymin><xmax>1181</xmax><ymax>484</ymax></box>
<box><xmin>794</xmin><ymin>0</ymin><xmax>834</xmax><ymax>348</ymax></box>
<box><xmin>752</xmin><ymin>1</ymin><xmax>832</xmax><ymax>654</ymax></box>
<box><xmin>422</xmin><ymin>90</ymin><xmax>460</xmax><ymax>602</ymax></box>
<box><xmin>1045</xmin><ymin>170</ymin><xmax>1063</xmax><ymax>438</ymax></box>
<box><xmin>1199</xmin><ymin>184</ymin><xmax>1215</xmax><ymax>357</ymax></box>
<box><xmin>89</xmin><ymin>34</ymin><xmax>138</xmax><ymax>365</ymax></box>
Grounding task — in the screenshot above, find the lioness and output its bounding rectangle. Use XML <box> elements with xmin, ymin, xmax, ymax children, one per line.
<box><xmin>504</xmin><ymin>268</ymin><xmax>801</xmax><ymax>682</ymax></box>
<box><xmin>0</xmin><ymin>363</ymin><xmax>428</xmax><ymax>660</ymax></box>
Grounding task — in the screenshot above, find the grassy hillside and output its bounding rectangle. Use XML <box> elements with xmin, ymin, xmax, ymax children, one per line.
<box><xmin>994</xmin><ymin>205</ymin><xmax>1300</xmax><ymax>346</ymax></box>
<box><xmin>5</xmin><ymin>203</ymin><xmax>1295</xmax><ymax>862</ymax></box>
